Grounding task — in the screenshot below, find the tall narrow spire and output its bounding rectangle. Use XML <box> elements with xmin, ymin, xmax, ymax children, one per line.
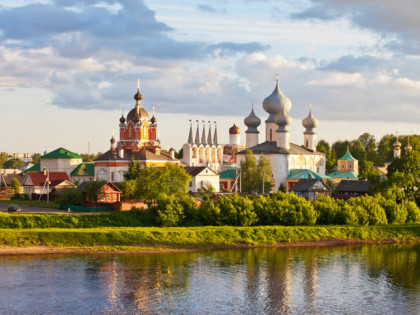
<box><xmin>207</xmin><ymin>121</ymin><xmax>213</xmax><ymax>146</ymax></box>
<box><xmin>134</xmin><ymin>78</ymin><xmax>143</xmax><ymax>110</ymax></box>
<box><xmin>201</xmin><ymin>120</ymin><xmax>207</xmax><ymax>146</ymax></box>
<box><xmin>213</xmin><ymin>121</ymin><xmax>219</xmax><ymax>146</ymax></box>
<box><xmin>187</xmin><ymin>120</ymin><xmax>194</xmax><ymax>145</ymax></box>
<box><xmin>195</xmin><ymin>120</ymin><xmax>200</xmax><ymax>145</ymax></box>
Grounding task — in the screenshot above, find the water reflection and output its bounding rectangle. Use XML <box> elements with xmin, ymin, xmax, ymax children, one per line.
<box><xmin>0</xmin><ymin>244</ymin><xmax>419</xmax><ymax>314</ymax></box>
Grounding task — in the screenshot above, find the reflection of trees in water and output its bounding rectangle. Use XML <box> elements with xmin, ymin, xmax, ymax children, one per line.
<box><xmin>363</xmin><ymin>244</ymin><xmax>420</xmax><ymax>291</ymax></box>
<box><xmin>92</xmin><ymin>253</ymin><xmax>198</xmax><ymax>314</ymax></box>
<box><xmin>78</xmin><ymin>244</ymin><xmax>419</xmax><ymax>313</ymax></box>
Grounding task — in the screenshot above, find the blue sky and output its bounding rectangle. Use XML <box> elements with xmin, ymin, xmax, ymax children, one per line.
<box><xmin>1</xmin><ymin>0</ymin><xmax>419</xmax><ymax>154</ymax></box>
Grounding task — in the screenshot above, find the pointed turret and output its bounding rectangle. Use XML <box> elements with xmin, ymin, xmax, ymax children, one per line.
<box><xmin>213</xmin><ymin>122</ymin><xmax>219</xmax><ymax>146</ymax></box>
<box><xmin>195</xmin><ymin>120</ymin><xmax>200</xmax><ymax>145</ymax></box>
<box><xmin>187</xmin><ymin>120</ymin><xmax>194</xmax><ymax>145</ymax></box>
<box><xmin>207</xmin><ymin>121</ymin><xmax>213</xmax><ymax>146</ymax></box>
<box><xmin>201</xmin><ymin>120</ymin><xmax>207</xmax><ymax>146</ymax></box>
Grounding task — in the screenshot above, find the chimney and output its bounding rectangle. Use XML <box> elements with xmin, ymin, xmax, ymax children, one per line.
<box><xmin>119</xmin><ymin>149</ymin><xmax>124</xmax><ymax>158</ymax></box>
<box><xmin>170</xmin><ymin>149</ymin><xmax>175</xmax><ymax>159</ymax></box>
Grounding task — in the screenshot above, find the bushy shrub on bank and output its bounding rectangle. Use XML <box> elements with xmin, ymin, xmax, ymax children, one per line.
<box><xmin>153</xmin><ymin>192</ymin><xmax>420</xmax><ymax>227</ymax></box>
<box><xmin>2</xmin><ymin>192</ymin><xmax>420</xmax><ymax>229</ymax></box>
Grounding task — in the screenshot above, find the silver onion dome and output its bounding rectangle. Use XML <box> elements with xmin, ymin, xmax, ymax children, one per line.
<box><xmin>275</xmin><ymin>109</ymin><xmax>291</xmax><ymax>132</ymax></box>
<box><xmin>302</xmin><ymin>107</ymin><xmax>318</xmax><ymax>134</ymax></box>
<box><xmin>263</xmin><ymin>78</ymin><xmax>292</xmax><ymax>122</ymax></box>
<box><xmin>244</xmin><ymin>106</ymin><xmax>261</xmax><ymax>133</ymax></box>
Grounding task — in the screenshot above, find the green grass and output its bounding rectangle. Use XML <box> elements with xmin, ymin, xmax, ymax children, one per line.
<box><xmin>0</xmin><ymin>199</ymin><xmax>60</xmax><ymax>209</ymax></box>
<box><xmin>0</xmin><ymin>225</ymin><xmax>419</xmax><ymax>248</ymax></box>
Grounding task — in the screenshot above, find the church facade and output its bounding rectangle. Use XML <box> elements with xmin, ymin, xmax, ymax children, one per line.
<box><xmin>94</xmin><ymin>82</ymin><xmax>179</xmax><ymax>182</ymax></box>
<box><xmin>236</xmin><ymin>77</ymin><xmax>326</xmax><ymax>191</ymax></box>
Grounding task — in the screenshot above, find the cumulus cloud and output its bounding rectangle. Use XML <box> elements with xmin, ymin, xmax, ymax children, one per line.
<box><xmin>291</xmin><ymin>0</ymin><xmax>420</xmax><ymax>55</ymax></box>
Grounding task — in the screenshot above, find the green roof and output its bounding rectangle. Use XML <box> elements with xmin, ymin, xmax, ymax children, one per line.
<box><xmin>327</xmin><ymin>171</ymin><xmax>358</xmax><ymax>179</ymax></box>
<box><xmin>40</xmin><ymin>147</ymin><xmax>83</xmax><ymax>160</ymax></box>
<box><xmin>25</xmin><ymin>162</ymin><xmax>40</xmax><ymax>172</ymax></box>
<box><xmin>287</xmin><ymin>169</ymin><xmax>330</xmax><ymax>179</ymax></box>
<box><xmin>338</xmin><ymin>151</ymin><xmax>357</xmax><ymax>161</ymax></box>
<box><xmin>70</xmin><ymin>163</ymin><xmax>94</xmax><ymax>176</ymax></box>
<box><xmin>219</xmin><ymin>168</ymin><xmax>236</xmax><ymax>179</ymax></box>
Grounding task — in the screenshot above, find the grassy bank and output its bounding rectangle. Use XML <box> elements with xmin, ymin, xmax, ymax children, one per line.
<box><xmin>0</xmin><ymin>225</ymin><xmax>419</xmax><ymax>248</ymax></box>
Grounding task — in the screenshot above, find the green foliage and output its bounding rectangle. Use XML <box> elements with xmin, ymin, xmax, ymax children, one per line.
<box><xmin>239</xmin><ymin>151</ymin><xmax>272</xmax><ymax>194</ymax></box>
<box><xmin>3</xmin><ymin>158</ymin><xmax>23</xmax><ymax>169</ymax></box>
<box><xmin>119</xmin><ymin>180</ymin><xmax>136</xmax><ymax>200</ymax></box>
<box><xmin>154</xmin><ymin>194</ymin><xmax>184</xmax><ymax>227</ymax></box>
<box><xmin>11</xmin><ymin>178</ymin><xmax>21</xmax><ymax>194</ymax></box>
<box><xmin>83</xmin><ymin>180</ymin><xmax>107</xmax><ymax>201</ymax></box>
<box><xmin>78</xmin><ymin>153</ymin><xmax>102</xmax><ymax>162</ymax></box>
<box><xmin>123</xmin><ymin>162</ymin><xmax>190</xmax><ymax>201</ymax></box>
<box><xmin>404</xmin><ymin>201</ymin><xmax>420</xmax><ymax>223</ymax></box>
<box><xmin>387</xmin><ymin>151</ymin><xmax>420</xmax><ymax>204</ymax></box>
<box><xmin>31</xmin><ymin>153</ymin><xmax>40</xmax><ymax>165</ymax></box>
<box><xmin>0</xmin><ymin>152</ymin><xmax>8</xmax><ymax>169</ymax></box>
<box><xmin>216</xmin><ymin>194</ymin><xmax>257</xmax><ymax>226</ymax></box>
<box><xmin>56</xmin><ymin>188</ymin><xmax>84</xmax><ymax>205</ymax></box>
<box><xmin>348</xmin><ymin>195</ymin><xmax>388</xmax><ymax>225</ymax></box>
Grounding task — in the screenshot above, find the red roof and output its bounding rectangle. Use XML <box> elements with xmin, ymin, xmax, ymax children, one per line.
<box><xmin>27</xmin><ymin>171</ymin><xmax>71</xmax><ymax>187</ymax></box>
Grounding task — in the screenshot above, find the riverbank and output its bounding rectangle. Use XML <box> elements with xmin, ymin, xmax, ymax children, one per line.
<box><xmin>0</xmin><ymin>225</ymin><xmax>419</xmax><ymax>255</ymax></box>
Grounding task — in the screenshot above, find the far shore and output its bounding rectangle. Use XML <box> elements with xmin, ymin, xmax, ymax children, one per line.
<box><xmin>0</xmin><ymin>238</ymin><xmax>414</xmax><ymax>256</ymax></box>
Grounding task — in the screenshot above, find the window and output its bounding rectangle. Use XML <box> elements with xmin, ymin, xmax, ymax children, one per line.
<box><xmin>349</xmin><ymin>163</ymin><xmax>352</xmax><ymax>169</ymax></box>
<box><xmin>112</xmin><ymin>194</ymin><xmax>116</xmax><ymax>202</ymax></box>
<box><xmin>111</xmin><ymin>172</ymin><xmax>114</xmax><ymax>181</ymax></box>
<box><xmin>106</xmin><ymin>195</ymin><xmax>110</xmax><ymax>202</ymax></box>
<box><xmin>129</xmin><ymin>126</ymin><xmax>132</xmax><ymax>137</ymax></box>
<box><xmin>189</xmin><ymin>182</ymin><xmax>192</xmax><ymax>187</ymax></box>
<box><xmin>341</xmin><ymin>163</ymin><xmax>345</xmax><ymax>169</ymax></box>
<box><xmin>270</xmin><ymin>129</ymin><xmax>272</xmax><ymax>141</ymax></box>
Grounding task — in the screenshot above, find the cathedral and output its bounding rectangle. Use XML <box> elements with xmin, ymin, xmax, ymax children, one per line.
<box><xmin>94</xmin><ymin>81</ymin><xmax>179</xmax><ymax>182</ymax></box>
<box><xmin>236</xmin><ymin>77</ymin><xmax>326</xmax><ymax>191</ymax></box>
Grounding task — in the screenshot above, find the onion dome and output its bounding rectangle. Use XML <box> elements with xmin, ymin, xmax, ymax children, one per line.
<box><xmin>126</xmin><ymin>107</ymin><xmax>149</xmax><ymax>122</ymax></box>
<box><xmin>134</xmin><ymin>89</ymin><xmax>143</xmax><ymax>101</ymax></box>
<box><xmin>151</xmin><ymin>115</ymin><xmax>156</xmax><ymax>124</ymax></box>
<box><xmin>110</xmin><ymin>135</ymin><xmax>116</xmax><ymax>150</ymax></box>
<box><xmin>275</xmin><ymin>110</ymin><xmax>291</xmax><ymax>132</ymax></box>
<box><xmin>229</xmin><ymin>123</ymin><xmax>241</xmax><ymax>135</ymax></box>
<box><xmin>244</xmin><ymin>105</ymin><xmax>261</xmax><ymax>134</ymax></box>
<box><xmin>302</xmin><ymin>106</ymin><xmax>318</xmax><ymax>134</ymax></box>
<box><xmin>405</xmin><ymin>136</ymin><xmax>413</xmax><ymax>152</ymax></box>
<box><xmin>263</xmin><ymin>77</ymin><xmax>292</xmax><ymax>122</ymax></box>
<box><xmin>393</xmin><ymin>137</ymin><xmax>401</xmax><ymax>148</ymax></box>
<box><xmin>120</xmin><ymin>115</ymin><xmax>126</xmax><ymax>124</ymax></box>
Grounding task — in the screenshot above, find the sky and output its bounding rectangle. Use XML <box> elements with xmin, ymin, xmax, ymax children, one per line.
<box><xmin>0</xmin><ymin>0</ymin><xmax>419</xmax><ymax>154</ymax></box>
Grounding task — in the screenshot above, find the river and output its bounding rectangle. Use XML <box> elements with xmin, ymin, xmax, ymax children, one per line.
<box><xmin>1</xmin><ymin>244</ymin><xmax>419</xmax><ymax>314</ymax></box>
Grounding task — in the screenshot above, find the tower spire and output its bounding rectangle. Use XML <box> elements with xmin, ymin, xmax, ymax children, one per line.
<box><xmin>187</xmin><ymin>120</ymin><xmax>194</xmax><ymax>145</ymax></box>
<box><xmin>207</xmin><ymin>121</ymin><xmax>213</xmax><ymax>146</ymax></box>
<box><xmin>201</xmin><ymin>120</ymin><xmax>207</xmax><ymax>146</ymax></box>
<box><xmin>213</xmin><ymin>121</ymin><xmax>219</xmax><ymax>146</ymax></box>
<box><xmin>195</xmin><ymin>120</ymin><xmax>200</xmax><ymax>145</ymax></box>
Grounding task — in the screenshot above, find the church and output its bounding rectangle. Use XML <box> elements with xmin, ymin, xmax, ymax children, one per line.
<box><xmin>94</xmin><ymin>81</ymin><xmax>179</xmax><ymax>182</ymax></box>
<box><xmin>236</xmin><ymin>77</ymin><xmax>327</xmax><ymax>191</ymax></box>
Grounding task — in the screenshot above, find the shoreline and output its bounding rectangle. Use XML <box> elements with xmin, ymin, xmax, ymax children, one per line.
<box><xmin>0</xmin><ymin>239</ymin><xmax>413</xmax><ymax>256</ymax></box>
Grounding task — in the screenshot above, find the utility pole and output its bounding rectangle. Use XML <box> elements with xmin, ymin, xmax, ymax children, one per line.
<box><xmin>262</xmin><ymin>171</ymin><xmax>265</xmax><ymax>195</ymax></box>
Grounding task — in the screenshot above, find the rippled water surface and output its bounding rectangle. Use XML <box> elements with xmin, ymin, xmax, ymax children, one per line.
<box><xmin>1</xmin><ymin>244</ymin><xmax>419</xmax><ymax>314</ymax></box>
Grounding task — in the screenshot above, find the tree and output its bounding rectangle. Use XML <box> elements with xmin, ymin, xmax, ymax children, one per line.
<box><xmin>350</xmin><ymin>139</ymin><xmax>367</xmax><ymax>164</ymax></box>
<box><xmin>358</xmin><ymin>160</ymin><xmax>382</xmax><ymax>193</ymax></box>
<box><xmin>239</xmin><ymin>151</ymin><xmax>272</xmax><ymax>194</ymax></box>
<box><xmin>386</xmin><ymin>150</ymin><xmax>420</xmax><ymax>204</ymax></box>
<box><xmin>258</xmin><ymin>154</ymin><xmax>272</xmax><ymax>194</ymax></box>
<box><xmin>317</xmin><ymin>140</ymin><xmax>336</xmax><ymax>173</ymax></box>
<box><xmin>83</xmin><ymin>180</ymin><xmax>107</xmax><ymax>202</ymax></box>
<box><xmin>79</xmin><ymin>153</ymin><xmax>102</xmax><ymax>162</ymax></box>
<box><xmin>240</xmin><ymin>150</ymin><xmax>258</xmax><ymax>193</ymax></box>
<box><xmin>56</xmin><ymin>188</ymin><xmax>83</xmax><ymax>205</ymax></box>
<box><xmin>0</xmin><ymin>152</ymin><xmax>7</xmax><ymax>169</ymax></box>
<box><xmin>122</xmin><ymin>162</ymin><xmax>190</xmax><ymax>202</ymax></box>
<box><xmin>3</xmin><ymin>158</ymin><xmax>23</xmax><ymax>169</ymax></box>
<box><xmin>31</xmin><ymin>153</ymin><xmax>40</xmax><ymax>165</ymax></box>
<box><xmin>11</xmin><ymin>178</ymin><xmax>21</xmax><ymax>194</ymax></box>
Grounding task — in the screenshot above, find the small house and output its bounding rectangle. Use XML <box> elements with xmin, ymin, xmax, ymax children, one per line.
<box><xmin>77</xmin><ymin>181</ymin><xmax>121</xmax><ymax>205</ymax></box>
<box><xmin>290</xmin><ymin>178</ymin><xmax>331</xmax><ymax>200</ymax></box>
<box><xmin>336</xmin><ymin>180</ymin><xmax>369</xmax><ymax>199</ymax></box>
<box><xmin>184</xmin><ymin>166</ymin><xmax>220</xmax><ymax>193</ymax></box>
<box><xmin>22</xmin><ymin>170</ymin><xmax>75</xmax><ymax>200</ymax></box>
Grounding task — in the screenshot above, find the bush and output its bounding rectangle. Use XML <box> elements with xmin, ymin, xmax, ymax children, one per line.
<box><xmin>378</xmin><ymin>196</ymin><xmax>407</xmax><ymax>224</ymax></box>
<box><xmin>216</xmin><ymin>194</ymin><xmax>257</xmax><ymax>226</ymax></box>
<box><xmin>56</xmin><ymin>188</ymin><xmax>83</xmax><ymax>205</ymax></box>
<box><xmin>313</xmin><ymin>195</ymin><xmax>341</xmax><ymax>225</ymax></box>
<box><xmin>404</xmin><ymin>201</ymin><xmax>420</xmax><ymax>223</ymax></box>
<box><xmin>154</xmin><ymin>194</ymin><xmax>184</xmax><ymax>227</ymax></box>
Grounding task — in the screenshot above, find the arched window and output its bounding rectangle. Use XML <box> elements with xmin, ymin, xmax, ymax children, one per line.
<box><xmin>129</xmin><ymin>126</ymin><xmax>132</xmax><ymax>138</ymax></box>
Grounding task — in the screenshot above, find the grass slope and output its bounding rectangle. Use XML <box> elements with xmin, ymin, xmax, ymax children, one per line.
<box><xmin>0</xmin><ymin>225</ymin><xmax>419</xmax><ymax>248</ymax></box>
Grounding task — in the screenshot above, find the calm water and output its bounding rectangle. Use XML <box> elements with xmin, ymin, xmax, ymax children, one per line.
<box><xmin>0</xmin><ymin>244</ymin><xmax>419</xmax><ymax>314</ymax></box>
